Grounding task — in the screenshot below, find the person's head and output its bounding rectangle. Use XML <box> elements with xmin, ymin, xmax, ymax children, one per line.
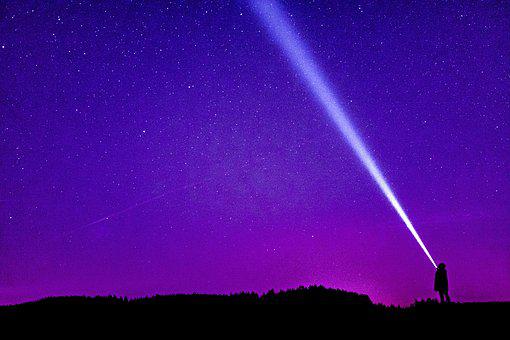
<box><xmin>438</xmin><ymin>263</ymin><xmax>446</xmax><ymax>270</ymax></box>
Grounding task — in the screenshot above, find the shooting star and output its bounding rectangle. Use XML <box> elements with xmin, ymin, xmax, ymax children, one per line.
<box><xmin>70</xmin><ymin>180</ymin><xmax>205</xmax><ymax>234</ymax></box>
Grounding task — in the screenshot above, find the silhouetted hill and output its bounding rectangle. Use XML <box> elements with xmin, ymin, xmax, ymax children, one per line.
<box><xmin>0</xmin><ymin>285</ymin><xmax>507</xmax><ymax>323</ymax></box>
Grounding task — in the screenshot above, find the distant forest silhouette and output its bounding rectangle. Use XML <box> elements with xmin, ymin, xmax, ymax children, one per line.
<box><xmin>1</xmin><ymin>285</ymin><xmax>507</xmax><ymax>322</ymax></box>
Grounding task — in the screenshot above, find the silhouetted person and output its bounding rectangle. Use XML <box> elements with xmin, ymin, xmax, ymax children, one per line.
<box><xmin>434</xmin><ymin>263</ymin><xmax>450</xmax><ymax>303</ymax></box>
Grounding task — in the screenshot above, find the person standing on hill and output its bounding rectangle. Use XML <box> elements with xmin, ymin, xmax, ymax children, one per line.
<box><xmin>434</xmin><ymin>263</ymin><xmax>451</xmax><ymax>303</ymax></box>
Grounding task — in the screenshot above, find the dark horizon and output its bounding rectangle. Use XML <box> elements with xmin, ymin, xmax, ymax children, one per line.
<box><xmin>1</xmin><ymin>1</ymin><xmax>509</xmax><ymax>306</ymax></box>
<box><xmin>2</xmin><ymin>285</ymin><xmax>509</xmax><ymax>308</ymax></box>
<box><xmin>3</xmin><ymin>285</ymin><xmax>509</xmax><ymax>324</ymax></box>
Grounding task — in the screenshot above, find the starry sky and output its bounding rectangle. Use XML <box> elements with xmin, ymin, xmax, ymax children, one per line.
<box><xmin>1</xmin><ymin>1</ymin><xmax>509</xmax><ymax>306</ymax></box>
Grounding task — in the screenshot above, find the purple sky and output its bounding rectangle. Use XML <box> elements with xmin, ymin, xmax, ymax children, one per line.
<box><xmin>1</xmin><ymin>1</ymin><xmax>509</xmax><ymax>306</ymax></box>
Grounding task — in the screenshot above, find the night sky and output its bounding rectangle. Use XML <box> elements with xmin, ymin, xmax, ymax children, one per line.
<box><xmin>1</xmin><ymin>1</ymin><xmax>509</xmax><ymax>306</ymax></box>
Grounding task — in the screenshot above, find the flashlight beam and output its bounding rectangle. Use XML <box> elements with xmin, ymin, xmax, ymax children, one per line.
<box><xmin>249</xmin><ymin>0</ymin><xmax>437</xmax><ymax>268</ymax></box>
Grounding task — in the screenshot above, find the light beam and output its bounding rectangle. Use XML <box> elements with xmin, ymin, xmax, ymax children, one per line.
<box><xmin>249</xmin><ymin>0</ymin><xmax>437</xmax><ymax>268</ymax></box>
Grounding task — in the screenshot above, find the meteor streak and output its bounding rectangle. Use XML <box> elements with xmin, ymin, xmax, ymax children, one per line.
<box><xmin>69</xmin><ymin>191</ymin><xmax>168</xmax><ymax>234</ymax></box>
<box><xmin>249</xmin><ymin>0</ymin><xmax>437</xmax><ymax>268</ymax></box>
<box><xmin>70</xmin><ymin>180</ymin><xmax>207</xmax><ymax>234</ymax></box>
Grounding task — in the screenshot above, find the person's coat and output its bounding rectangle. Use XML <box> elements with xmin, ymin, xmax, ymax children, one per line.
<box><xmin>434</xmin><ymin>268</ymin><xmax>448</xmax><ymax>292</ymax></box>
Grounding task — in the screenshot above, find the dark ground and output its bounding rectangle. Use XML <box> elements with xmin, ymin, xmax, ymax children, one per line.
<box><xmin>0</xmin><ymin>285</ymin><xmax>507</xmax><ymax>323</ymax></box>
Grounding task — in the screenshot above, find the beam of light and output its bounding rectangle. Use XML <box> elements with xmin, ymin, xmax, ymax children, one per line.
<box><xmin>249</xmin><ymin>0</ymin><xmax>437</xmax><ymax>268</ymax></box>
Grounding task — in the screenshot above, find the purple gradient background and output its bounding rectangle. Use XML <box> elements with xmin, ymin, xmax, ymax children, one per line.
<box><xmin>1</xmin><ymin>1</ymin><xmax>509</xmax><ymax>306</ymax></box>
